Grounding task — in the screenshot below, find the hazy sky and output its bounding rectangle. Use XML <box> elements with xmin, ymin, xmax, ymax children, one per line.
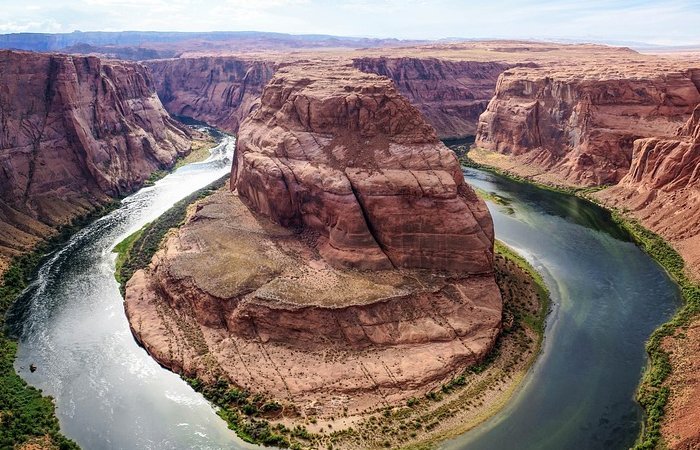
<box><xmin>1</xmin><ymin>0</ymin><xmax>699</xmax><ymax>46</ymax></box>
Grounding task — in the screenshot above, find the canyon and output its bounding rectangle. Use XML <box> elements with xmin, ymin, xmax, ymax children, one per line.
<box><xmin>123</xmin><ymin>64</ymin><xmax>503</xmax><ymax>422</ymax></box>
<box><xmin>1</xmin><ymin>35</ymin><xmax>699</xmax><ymax>449</ymax></box>
<box><xmin>0</xmin><ymin>50</ymin><xmax>192</xmax><ymax>274</ymax></box>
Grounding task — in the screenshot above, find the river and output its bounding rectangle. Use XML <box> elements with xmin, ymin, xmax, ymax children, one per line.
<box><xmin>447</xmin><ymin>168</ymin><xmax>681</xmax><ymax>449</ymax></box>
<box><xmin>7</xmin><ymin>147</ymin><xmax>681</xmax><ymax>449</ymax></box>
<box><xmin>9</xmin><ymin>132</ymin><xmax>256</xmax><ymax>450</ymax></box>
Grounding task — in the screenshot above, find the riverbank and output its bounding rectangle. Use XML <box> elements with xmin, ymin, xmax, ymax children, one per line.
<box><xmin>1</xmin><ymin>130</ymin><xmax>220</xmax><ymax>449</ymax></box>
<box><xmin>115</xmin><ymin>182</ymin><xmax>550</xmax><ymax>449</ymax></box>
<box><xmin>0</xmin><ymin>203</ymin><xmax>121</xmax><ymax>449</ymax></box>
<box><xmin>466</xmin><ymin>146</ymin><xmax>700</xmax><ymax>449</ymax></box>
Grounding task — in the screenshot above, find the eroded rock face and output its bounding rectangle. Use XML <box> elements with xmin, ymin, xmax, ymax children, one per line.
<box><xmin>353</xmin><ymin>57</ymin><xmax>511</xmax><ymax>138</ymax></box>
<box><xmin>476</xmin><ymin>66</ymin><xmax>700</xmax><ymax>186</ymax></box>
<box><xmin>596</xmin><ymin>104</ymin><xmax>700</xmax><ymax>278</ymax></box>
<box><xmin>125</xmin><ymin>189</ymin><xmax>502</xmax><ymax>416</ymax></box>
<box><xmin>125</xmin><ymin>63</ymin><xmax>502</xmax><ymax>416</ymax></box>
<box><xmin>231</xmin><ymin>64</ymin><xmax>495</xmax><ymax>272</ymax></box>
<box><xmin>0</xmin><ymin>50</ymin><xmax>190</xmax><ymax>266</ymax></box>
<box><xmin>146</xmin><ymin>57</ymin><xmax>276</xmax><ymax>133</ymax></box>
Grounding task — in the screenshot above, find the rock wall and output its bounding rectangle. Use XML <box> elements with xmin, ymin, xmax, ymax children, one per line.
<box><xmin>596</xmin><ymin>104</ymin><xmax>700</xmax><ymax>277</ymax></box>
<box><xmin>231</xmin><ymin>64</ymin><xmax>495</xmax><ymax>272</ymax></box>
<box><xmin>353</xmin><ymin>57</ymin><xmax>511</xmax><ymax>139</ymax></box>
<box><xmin>145</xmin><ymin>57</ymin><xmax>276</xmax><ymax>133</ymax></box>
<box><xmin>476</xmin><ymin>66</ymin><xmax>700</xmax><ymax>186</ymax></box>
<box><xmin>0</xmin><ymin>50</ymin><xmax>190</xmax><ymax>266</ymax></box>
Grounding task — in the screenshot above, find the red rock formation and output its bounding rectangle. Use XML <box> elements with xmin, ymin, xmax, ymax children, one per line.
<box><xmin>145</xmin><ymin>57</ymin><xmax>276</xmax><ymax>133</ymax></box>
<box><xmin>0</xmin><ymin>50</ymin><xmax>190</xmax><ymax>266</ymax></box>
<box><xmin>476</xmin><ymin>66</ymin><xmax>700</xmax><ymax>186</ymax></box>
<box><xmin>124</xmin><ymin>63</ymin><xmax>502</xmax><ymax>417</ymax></box>
<box><xmin>232</xmin><ymin>64</ymin><xmax>495</xmax><ymax>272</ymax></box>
<box><xmin>353</xmin><ymin>57</ymin><xmax>511</xmax><ymax>138</ymax></box>
<box><xmin>596</xmin><ymin>104</ymin><xmax>700</xmax><ymax>277</ymax></box>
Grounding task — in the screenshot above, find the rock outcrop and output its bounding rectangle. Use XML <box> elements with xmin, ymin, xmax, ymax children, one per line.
<box><xmin>476</xmin><ymin>65</ymin><xmax>700</xmax><ymax>186</ymax></box>
<box><xmin>124</xmin><ymin>63</ymin><xmax>501</xmax><ymax>416</ymax></box>
<box><xmin>353</xmin><ymin>57</ymin><xmax>511</xmax><ymax>138</ymax></box>
<box><xmin>232</xmin><ymin>64</ymin><xmax>495</xmax><ymax>272</ymax></box>
<box><xmin>596</xmin><ymin>104</ymin><xmax>700</xmax><ymax>277</ymax></box>
<box><xmin>146</xmin><ymin>57</ymin><xmax>276</xmax><ymax>133</ymax></box>
<box><xmin>0</xmin><ymin>50</ymin><xmax>190</xmax><ymax>268</ymax></box>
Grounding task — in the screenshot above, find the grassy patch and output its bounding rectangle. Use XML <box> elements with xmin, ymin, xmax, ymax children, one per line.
<box><xmin>174</xmin><ymin>138</ymin><xmax>216</xmax><ymax>169</ymax></box>
<box><xmin>115</xmin><ymin>175</ymin><xmax>228</xmax><ymax>294</ymax></box>
<box><xmin>184</xmin><ymin>377</ymin><xmax>305</xmax><ymax>448</ymax></box>
<box><xmin>495</xmin><ymin>241</ymin><xmax>550</xmax><ymax>337</ymax></box>
<box><xmin>144</xmin><ymin>136</ymin><xmax>218</xmax><ymax>186</ymax></box>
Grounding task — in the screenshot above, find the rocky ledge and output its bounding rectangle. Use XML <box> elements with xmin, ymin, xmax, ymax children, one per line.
<box><xmin>124</xmin><ymin>64</ymin><xmax>502</xmax><ymax>417</ymax></box>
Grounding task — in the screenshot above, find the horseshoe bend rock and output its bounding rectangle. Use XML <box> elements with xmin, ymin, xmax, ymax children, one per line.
<box><xmin>232</xmin><ymin>64</ymin><xmax>495</xmax><ymax>273</ymax></box>
<box><xmin>124</xmin><ymin>64</ymin><xmax>502</xmax><ymax>415</ymax></box>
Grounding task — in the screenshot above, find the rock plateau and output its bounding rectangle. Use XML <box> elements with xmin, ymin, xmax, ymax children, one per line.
<box><xmin>124</xmin><ymin>63</ymin><xmax>502</xmax><ymax>417</ymax></box>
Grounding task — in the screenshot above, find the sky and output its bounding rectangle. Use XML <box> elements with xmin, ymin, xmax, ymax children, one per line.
<box><xmin>1</xmin><ymin>0</ymin><xmax>699</xmax><ymax>46</ymax></box>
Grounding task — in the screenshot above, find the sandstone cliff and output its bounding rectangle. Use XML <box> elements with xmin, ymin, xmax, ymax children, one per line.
<box><xmin>353</xmin><ymin>57</ymin><xmax>511</xmax><ymax>139</ymax></box>
<box><xmin>0</xmin><ymin>50</ymin><xmax>190</xmax><ymax>268</ymax></box>
<box><xmin>146</xmin><ymin>57</ymin><xmax>276</xmax><ymax>133</ymax></box>
<box><xmin>596</xmin><ymin>104</ymin><xmax>700</xmax><ymax>277</ymax></box>
<box><xmin>232</xmin><ymin>64</ymin><xmax>495</xmax><ymax>272</ymax></box>
<box><xmin>124</xmin><ymin>63</ymin><xmax>502</xmax><ymax>417</ymax></box>
<box><xmin>476</xmin><ymin>65</ymin><xmax>700</xmax><ymax>186</ymax></box>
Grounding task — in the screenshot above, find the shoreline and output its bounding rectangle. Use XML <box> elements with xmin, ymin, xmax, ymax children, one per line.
<box><xmin>0</xmin><ymin>130</ymin><xmax>217</xmax><ymax>450</ymax></box>
<box><xmin>466</xmin><ymin>147</ymin><xmax>700</xmax><ymax>449</ymax></box>
<box><xmin>115</xmin><ymin>183</ymin><xmax>551</xmax><ymax>449</ymax></box>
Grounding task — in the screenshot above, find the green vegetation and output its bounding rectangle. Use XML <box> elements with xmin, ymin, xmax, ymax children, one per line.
<box><xmin>0</xmin><ymin>204</ymin><xmax>119</xmax><ymax>449</ymax></box>
<box><xmin>494</xmin><ymin>241</ymin><xmax>550</xmax><ymax>337</ymax></box>
<box><xmin>114</xmin><ymin>175</ymin><xmax>228</xmax><ymax>294</ymax></box>
<box><xmin>611</xmin><ymin>214</ymin><xmax>700</xmax><ymax>450</ymax></box>
<box><xmin>144</xmin><ymin>138</ymin><xmax>217</xmax><ymax>186</ymax></box>
<box><xmin>143</xmin><ymin>169</ymin><xmax>169</xmax><ymax>187</ymax></box>
<box><xmin>184</xmin><ymin>377</ymin><xmax>307</xmax><ymax>448</ymax></box>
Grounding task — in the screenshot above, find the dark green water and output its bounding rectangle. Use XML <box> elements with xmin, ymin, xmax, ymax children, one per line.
<box><xmin>446</xmin><ymin>168</ymin><xmax>682</xmax><ymax>450</ymax></box>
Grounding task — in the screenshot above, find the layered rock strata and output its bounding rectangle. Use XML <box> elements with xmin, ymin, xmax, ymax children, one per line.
<box><xmin>596</xmin><ymin>104</ymin><xmax>700</xmax><ymax>278</ymax></box>
<box><xmin>232</xmin><ymin>64</ymin><xmax>495</xmax><ymax>272</ymax></box>
<box><xmin>476</xmin><ymin>65</ymin><xmax>700</xmax><ymax>186</ymax></box>
<box><xmin>353</xmin><ymin>57</ymin><xmax>511</xmax><ymax>138</ymax></box>
<box><xmin>125</xmin><ymin>64</ymin><xmax>502</xmax><ymax>415</ymax></box>
<box><xmin>146</xmin><ymin>57</ymin><xmax>276</xmax><ymax>133</ymax></box>
<box><xmin>0</xmin><ymin>50</ymin><xmax>190</xmax><ymax>269</ymax></box>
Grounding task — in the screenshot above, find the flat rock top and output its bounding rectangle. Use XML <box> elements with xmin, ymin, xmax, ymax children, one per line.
<box><xmin>177</xmin><ymin>40</ymin><xmax>699</xmax><ymax>78</ymax></box>
<box><xmin>167</xmin><ymin>189</ymin><xmax>451</xmax><ymax>308</ymax></box>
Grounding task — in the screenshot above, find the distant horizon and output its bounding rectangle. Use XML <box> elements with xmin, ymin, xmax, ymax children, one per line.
<box><xmin>3</xmin><ymin>1</ymin><xmax>700</xmax><ymax>47</ymax></box>
<box><xmin>1</xmin><ymin>29</ymin><xmax>699</xmax><ymax>51</ymax></box>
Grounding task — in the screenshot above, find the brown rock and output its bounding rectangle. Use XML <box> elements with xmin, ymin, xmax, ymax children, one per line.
<box><xmin>0</xmin><ymin>50</ymin><xmax>190</xmax><ymax>265</ymax></box>
<box><xmin>596</xmin><ymin>104</ymin><xmax>700</xmax><ymax>279</ymax></box>
<box><xmin>146</xmin><ymin>57</ymin><xmax>276</xmax><ymax>133</ymax></box>
<box><xmin>353</xmin><ymin>57</ymin><xmax>512</xmax><ymax>138</ymax></box>
<box><xmin>125</xmin><ymin>189</ymin><xmax>502</xmax><ymax>415</ymax></box>
<box><xmin>124</xmin><ymin>62</ymin><xmax>502</xmax><ymax>416</ymax></box>
<box><xmin>476</xmin><ymin>65</ymin><xmax>700</xmax><ymax>186</ymax></box>
<box><xmin>231</xmin><ymin>63</ymin><xmax>495</xmax><ymax>272</ymax></box>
